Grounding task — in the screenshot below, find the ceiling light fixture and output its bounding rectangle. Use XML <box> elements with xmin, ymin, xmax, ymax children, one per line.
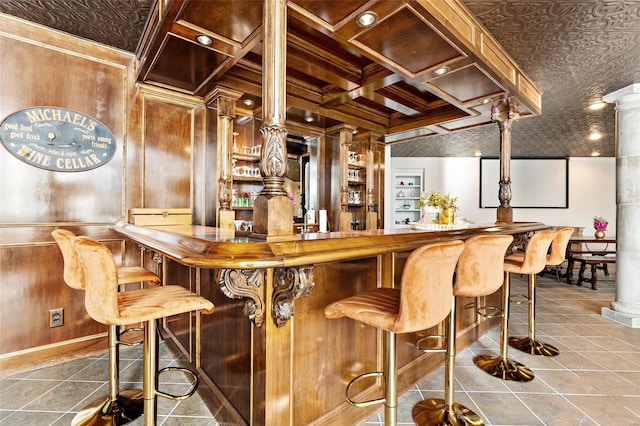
<box><xmin>356</xmin><ymin>11</ymin><xmax>378</xmax><ymax>27</ymax></box>
<box><xmin>195</xmin><ymin>34</ymin><xmax>213</xmax><ymax>46</ymax></box>
<box><xmin>588</xmin><ymin>101</ymin><xmax>606</xmax><ymax>111</ymax></box>
<box><xmin>242</xmin><ymin>98</ymin><xmax>254</xmax><ymax>106</ymax></box>
<box><xmin>589</xmin><ymin>131</ymin><xmax>602</xmax><ymax>141</ymax></box>
<box><xmin>591</xmin><ymin>151</ymin><xmax>601</xmax><ymax>157</ymax></box>
<box><xmin>432</xmin><ymin>65</ymin><xmax>450</xmax><ymax>76</ymax></box>
<box><xmin>304</xmin><ymin>115</ymin><xmax>314</xmax><ymax>123</ymax></box>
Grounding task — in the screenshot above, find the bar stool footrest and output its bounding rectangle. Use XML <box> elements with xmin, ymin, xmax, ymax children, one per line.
<box><xmin>476</xmin><ymin>305</ymin><xmax>502</xmax><ymax>319</ymax></box>
<box><xmin>415</xmin><ymin>334</ymin><xmax>446</xmax><ymax>353</ymax></box>
<box><xmin>509</xmin><ymin>294</ymin><xmax>530</xmax><ymax>305</ymax></box>
<box><xmin>413</xmin><ymin>398</ymin><xmax>484</xmax><ymax>426</ymax></box>
<box><xmin>156</xmin><ymin>367</ymin><xmax>199</xmax><ymax>401</ymax></box>
<box><xmin>345</xmin><ymin>371</ymin><xmax>385</xmax><ymax>408</ymax></box>
<box><xmin>118</xmin><ymin>327</ymin><xmax>144</xmax><ymax>347</ymax></box>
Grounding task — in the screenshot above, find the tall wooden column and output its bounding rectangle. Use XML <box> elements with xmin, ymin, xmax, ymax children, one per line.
<box><xmin>254</xmin><ymin>0</ymin><xmax>291</xmax><ymax>237</ymax></box>
<box><xmin>210</xmin><ymin>87</ymin><xmax>242</xmax><ymax>230</ymax></box>
<box><xmin>333</xmin><ymin>124</ymin><xmax>357</xmax><ymax>231</ymax></box>
<box><xmin>364</xmin><ymin>131</ymin><xmax>381</xmax><ymax>230</ymax></box>
<box><xmin>492</xmin><ymin>99</ymin><xmax>520</xmax><ymax>223</ymax></box>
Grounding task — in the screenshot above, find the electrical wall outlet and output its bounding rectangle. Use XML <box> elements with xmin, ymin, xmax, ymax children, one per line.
<box><xmin>49</xmin><ymin>308</ymin><xmax>64</xmax><ymax>328</ymax></box>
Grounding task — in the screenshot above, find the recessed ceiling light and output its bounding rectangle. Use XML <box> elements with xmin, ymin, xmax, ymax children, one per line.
<box><xmin>242</xmin><ymin>98</ymin><xmax>254</xmax><ymax>106</ymax></box>
<box><xmin>196</xmin><ymin>34</ymin><xmax>213</xmax><ymax>46</ymax></box>
<box><xmin>588</xmin><ymin>101</ymin><xmax>606</xmax><ymax>111</ymax></box>
<box><xmin>589</xmin><ymin>132</ymin><xmax>602</xmax><ymax>141</ymax></box>
<box><xmin>432</xmin><ymin>66</ymin><xmax>450</xmax><ymax>76</ymax></box>
<box><xmin>356</xmin><ymin>11</ymin><xmax>378</xmax><ymax>27</ymax></box>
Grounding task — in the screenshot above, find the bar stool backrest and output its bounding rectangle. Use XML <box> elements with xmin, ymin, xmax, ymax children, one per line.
<box><xmin>394</xmin><ymin>240</ymin><xmax>464</xmax><ymax>333</ymax></box>
<box><xmin>505</xmin><ymin>229</ymin><xmax>557</xmax><ymax>274</ymax></box>
<box><xmin>454</xmin><ymin>234</ymin><xmax>513</xmax><ymax>298</ymax></box>
<box><xmin>546</xmin><ymin>227</ymin><xmax>574</xmax><ymax>266</ymax></box>
<box><xmin>52</xmin><ymin>229</ymin><xmax>85</xmax><ymax>290</ymax></box>
<box><xmin>73</xmin><ymin>236</ymin><xmax>121</xmax><ymax>325</ymax></box>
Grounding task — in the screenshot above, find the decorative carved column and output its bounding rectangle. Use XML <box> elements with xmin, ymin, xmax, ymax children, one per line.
<box><xmin>602</xmin><ymin>83</ymin><xmax>640</xmax><ymax>327</ymax></box>
<box><xmin>253</xmin><ymin>0</ymin><xmax>291</xmax><ymax>237</ymax></box>
<box><xmin>333</xmin><ymin>124</ymin><xmax>357</xmax><ymax>231</ymax></box>
<box><xmin>492</xmin><ymin>99</ymin><xmax>520</xmax><ymax>223</ymax></box>
<box><xmin>210</xmin><ymin>87</ymin><xmax>242</xmax><ymax>230</ymax></box>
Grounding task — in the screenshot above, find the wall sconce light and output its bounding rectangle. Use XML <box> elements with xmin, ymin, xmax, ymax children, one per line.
<box><xmin>196</xmin><ymin>34</ymin><xmax>213</xmax><ymax>46</ymax></box>
<box><xmin>356</xmin><ymin>11</ymin><xmax>378</xmax><ymax>27</ymax></box>
<box><xmin>590</xmin><ymin>151</ymin><xmax>601</xmax><ymax>157</ymax></box>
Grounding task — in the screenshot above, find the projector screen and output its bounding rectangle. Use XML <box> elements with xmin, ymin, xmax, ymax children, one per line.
<box><xmin>480</xmin><ymin>158</ymin><xmax>569</xmax><ymax>208</ymax></box>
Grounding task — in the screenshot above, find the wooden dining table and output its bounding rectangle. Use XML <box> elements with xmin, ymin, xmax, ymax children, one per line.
<box><xmin>564</xmin><ymin>234</ymin><xmax>616</xmax><ymax>289</ymax></box>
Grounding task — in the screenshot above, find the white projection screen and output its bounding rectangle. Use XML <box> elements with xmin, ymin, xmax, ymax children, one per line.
<box><xmin>480</xmin><ymin>158</ymin><xmax>569</xmax><ymax>208</ymax></box>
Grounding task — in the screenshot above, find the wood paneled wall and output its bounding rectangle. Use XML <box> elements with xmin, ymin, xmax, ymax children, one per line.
<box><xmin>0</xmin><ymin>15</ymin><xmax>210</xmax><ymax>371</ymax></box>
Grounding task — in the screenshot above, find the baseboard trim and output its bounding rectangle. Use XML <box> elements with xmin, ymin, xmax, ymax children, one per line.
<box><xmin>0</xmin><ymin>333</ymin><xmax>108</xmax><ymax>378</ymax></box>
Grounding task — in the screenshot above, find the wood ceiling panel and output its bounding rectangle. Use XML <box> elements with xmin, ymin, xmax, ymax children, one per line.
<box><xmin>428</xmin><ymin>64</ymin><xmax>504</xmax><ymax>103</ymax></box>
<box><xmin>290</xmin><ymin>0</ymin><xmax>369</xmax><ymax>26</ymax></box>
<box><xmin>146</xmin><ymin>35</ymin><xmax>229</xmax><ymax>92</ymax></box>
<box><xmin>354</xmin><ymin>6</ymin><xmax>463</xmax><ymax>75</ymax></box>
<box><xmin>178</xmin><ymin>0</ymin><xmax>263</xmax><ymax>45</ymax></box>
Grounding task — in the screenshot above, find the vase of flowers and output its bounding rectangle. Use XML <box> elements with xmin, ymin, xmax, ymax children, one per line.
<box><xmin>593</xmin><ymin>216</ymin><xmax>608</xmax><ymax>239</ymax></box>
<box><xmin>418</xmin><ymin>190</ymin><xmax>458</xmax><ymax>224</ymax></box>
<box><xmin>439</xmin><ymin>193</ymin><xmax>458</xmax><ymax>225</ymax></box>
<box><xmin>418</xmin><ymin>190</ymin><xmax>442</xmax><ymax>223</ymax></box>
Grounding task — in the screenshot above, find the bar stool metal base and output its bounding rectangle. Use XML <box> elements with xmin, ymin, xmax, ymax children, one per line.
<box><xmin>473</xmin><ymin>355</ymin><xmax>534</xmax><ymax>382</ymax></box>
<box><xmin>509</xmin><ymin>337</ymin><xmax>559</xmax><ymax>357</ymax></box>
<box><xmin>413</xmin><ymin>399</ymin><xmax>484</xmax><ymax>426</ymax></box>
<box><xmin>71</xmin><ymin>389</ymin><xmax>144</xmax><ymax>426</ymax></box>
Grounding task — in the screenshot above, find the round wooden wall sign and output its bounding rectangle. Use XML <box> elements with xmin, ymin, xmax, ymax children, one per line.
<box><xmin>0</xmin><ymin>107</ymin><xmax>116</xmax><ymax>172</ymax></box>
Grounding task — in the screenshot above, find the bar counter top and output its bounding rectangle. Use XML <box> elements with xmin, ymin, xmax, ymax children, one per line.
<box><xmin>112</xmin><ymin>221</ymin><xmax>547</xmax><ymax>269</ymax></box>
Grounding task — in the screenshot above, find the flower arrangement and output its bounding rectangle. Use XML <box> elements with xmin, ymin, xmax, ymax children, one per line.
<box><xmin>593</xmin><ymin>216</ymin><xmax>608</xmax><ymax>232</ymax></box>
<box><xmin>418</xmin><ymin>190</ymin><xmax>458</xmax><ymax>210</ymax></box>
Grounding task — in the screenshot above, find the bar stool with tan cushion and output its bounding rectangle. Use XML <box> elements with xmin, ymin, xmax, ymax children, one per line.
<box><xmin>412</xmin><ymin>234</ymin><xmax>513</xmax><ymax>426</ymax></box>
<box><xmin>509</xmin><ymin>227</ymin><xmax>573</xmax><ymax>356</ymax></box>
<box><xmin>52</xmin><ymin>229</ymin><xmax>160</xmax><ymax>425</ymax></box>
<box><xmin>72</xmin><ymin>235</ymin><xmax>215</xmax><ymax>426</ymax></box>
<box><xmin>474</xmin><ymin>229</ymin><xmax>557</xmax><ymax>382</ymax></box>
<box><xmin>325</xmin><ymin>240</ymin><xmax>464</xmax><ymax>426</ymax></box>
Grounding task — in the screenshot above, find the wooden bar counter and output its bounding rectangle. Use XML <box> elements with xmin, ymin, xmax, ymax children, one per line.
<box><xmin>113</xmin><ymin>222</ymin><xmax>547</xmax><ymax>425</ymax></box>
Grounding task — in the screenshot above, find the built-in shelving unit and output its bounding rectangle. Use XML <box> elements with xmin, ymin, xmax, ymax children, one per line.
<box><xmin>393</xmin><ymin>169</ymin><xmax>423</xmax><ymax>228</ymax></box>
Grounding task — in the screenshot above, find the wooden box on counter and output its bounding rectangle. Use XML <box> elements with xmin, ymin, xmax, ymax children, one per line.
<box><xmin>128</xmin><ymin>208</ymin><xmax>192</xmax><ymax>226</ymax></box>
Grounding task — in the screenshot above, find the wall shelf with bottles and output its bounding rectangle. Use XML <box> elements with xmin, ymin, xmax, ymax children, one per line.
<box><xmin>231</xmin><ymin>118</ymin><xmax>262</xmax><ymax>217</ymax></box>
<box><xmin>393</xmin><ymin>169</ymin><xmax>423</xmax><ymax>228</ymax></box>
<box><xmin>347</xmin><ymin>150</ymin><xmax>366</xmax><ymax>228</ymax></box>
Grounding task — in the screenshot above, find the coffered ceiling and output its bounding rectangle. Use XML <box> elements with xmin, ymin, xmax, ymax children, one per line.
<box><xmin>2</xmin><ymin>0</ymin><xmax>638</xmax><ymax>157</ymax></box>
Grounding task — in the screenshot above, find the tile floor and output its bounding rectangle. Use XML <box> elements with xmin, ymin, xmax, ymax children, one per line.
<box><xmin>1</xmin><ymin>273</ymin><xmax>639</xmax><ymax>425</ymax></box>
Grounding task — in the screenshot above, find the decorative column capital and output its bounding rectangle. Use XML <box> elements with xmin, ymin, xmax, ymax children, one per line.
<box><xmin>604</xmin><ymin>83</ymin><xmax>640</xmax><ymax>110</ymax></box>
